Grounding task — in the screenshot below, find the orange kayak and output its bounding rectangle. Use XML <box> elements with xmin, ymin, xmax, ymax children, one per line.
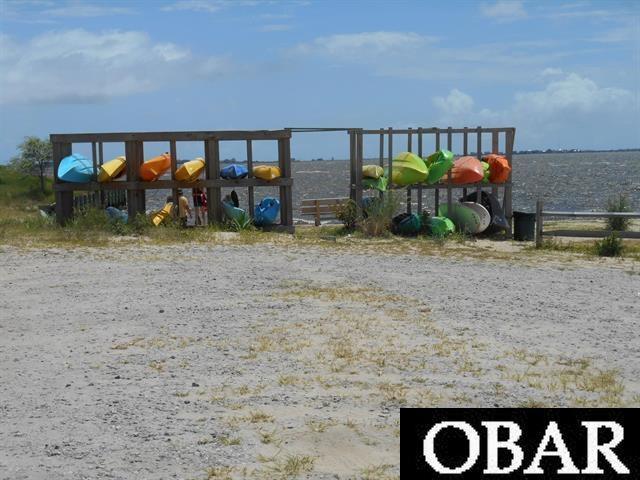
<box><xmin>140</xmin><ymin>153</ymin><xmax>171</xmax><ymax>181</ymax></box>
<box><xmin>450</xmin><ymin>156</ymin><xmax>484</xmax><ymax>184</ymax></box>
<box><xmin>482</xmin><ymin>154</ymin><xmax>511</xmax><ymax>183</ymax></box>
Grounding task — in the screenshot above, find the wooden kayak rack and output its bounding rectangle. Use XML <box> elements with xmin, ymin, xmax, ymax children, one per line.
<box><xmin>346</xmin><ymin>127</ymin><xmax>516</xmax><ymax>230</ymax></box>
<box><xmin>51</xmin><ymin>130</ymin><xmax>294</xmax><ymax>232</ymax></box>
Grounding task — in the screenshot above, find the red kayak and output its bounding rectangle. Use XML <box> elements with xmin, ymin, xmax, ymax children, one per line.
<box><xmin>450</xmin><ymin>156</ymin><xmax>484</xmax><ymax>184</ymax></box>
<box><xmin>482</xmin><ymin>154</ymin><xmax>511</xmax><ymax>183</ymax></box>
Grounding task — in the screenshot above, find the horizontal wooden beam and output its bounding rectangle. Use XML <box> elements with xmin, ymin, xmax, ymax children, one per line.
<box><xmin>361</xmin><ymin>127</ymin><xmax>515</xmax><ymax>135</ymax></box>
<box><xmin>50</xmin><ymin>130</ymin><xmax>291</xmax><ymax>143</ymax></box>
<box><xmin>542</xmin><ymin>211</ymin><xmax>640</xmax><ymax>218</ymax></box>
<box><xmin>544</xmin><ymin>230</ymin><xmax>640</xmax><ymax>239</ymax></box>
<box><xmin>377</xmin><ymin>182</ymin><xmax>511</xmax><ymax>190</ymax></box>
<box><xmin>53</xmin><ymin>178</ymin><xmax>293</xmax><ymax>191</ymax></box>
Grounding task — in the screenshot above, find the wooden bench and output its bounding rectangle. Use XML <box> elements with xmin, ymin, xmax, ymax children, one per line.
<box><xmin>300</xmin><ymin>197</ymin><xmax>350</xmax><ymax>226</ymax></box>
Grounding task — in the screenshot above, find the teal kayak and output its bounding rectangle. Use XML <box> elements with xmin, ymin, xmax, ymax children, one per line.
<box><xmin>392</xmin><ymin>212</ymin><xmax>421</xmax><ymax>235</ymax></box>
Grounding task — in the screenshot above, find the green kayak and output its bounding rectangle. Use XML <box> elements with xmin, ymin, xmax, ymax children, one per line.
<box><xmin>392</xmin><ymin>212</ymin><xmax>422</xmax><ymax>235</ymax></box>
<box><xmin>425</xmin><ymin>216</ymin><xmax>455</xmax><ymax>236</ymax></box>
<box><xmin>481</xmin><ymin>161</ymin><xmax>490</xmax><ymax>183</ymax></box>
<box><xmin>386</xmin><ymin>151</ymin><xmax>428</xmax><ymax>186</ymax></box>
<box><xmin>363</xmin><ymin>176</ymin><xmax>388</xmax><ymax>192</ymax></box>
<box><xmin>425</xmin><ymin>149</ymin><xmax>454</xmax><ymax>184</ymax></box>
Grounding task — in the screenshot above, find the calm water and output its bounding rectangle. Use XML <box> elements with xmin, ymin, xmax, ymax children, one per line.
<box><xmin>146</xmin><ymin>152</ymin><xmax>639</xmax><ymax>217</ymax></box>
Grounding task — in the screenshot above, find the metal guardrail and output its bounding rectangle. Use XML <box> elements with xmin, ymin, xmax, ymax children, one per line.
<box><xmin>535</xmin><ymin>199</ymin><xmax>640</xmax><ymax>246</ymax></box>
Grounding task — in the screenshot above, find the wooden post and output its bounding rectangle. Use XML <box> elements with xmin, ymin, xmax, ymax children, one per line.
<box><xmin>314</xmin><ymin>199</ymin><xmax>320</xmax><ymax>226</ymax></box>
<box><xmin>98</xmin><ymin>142</ymin><xmax>105</xmax><ymax>207</ymax></box>
<box><xmin>491</xmin><ymin>131</ymin><xmax>499</xmax><ymax>200</ymax></box>
<box><xmin>278</xmin><ymin>137</ymin><xmax>294</xmax><ymax>228</ymax></box>
<box><xmin>125</xmin><ymin>140</ymin><xmax>145</xmax><ymax>219</ymax></box>
<box><xmin>378</xmin><ymin>129</ymin><xmax>384</xmax><ymax>200</ymax></box>
<box><xmin>434</xmin><ymin>128</ymin><xmax>440</xmax><ymax>215</ymax></box>
<box><xmin>388</xmin><ymin>127</ymin><xmax>393</xmax><ymax>198</ymax></box>
<box><xmin>504</xmin><ymin>128</ymin><xmax>515</xmax><ymax>230</ymax></box>
<box><xmin>535</xmin><ymin>199</ymin><xmax>543</xmax><ymax>247</ymax></box>
<box><xmin>406</xmin><ymin>128</ymin><xmax>412</xmax><ymax>214</ymax></box>
<box><xmin>91</xmin><ymin>142</ymin><xmax>98</xmax><ymax>181</ymax></box>
<box><xmin>446</xmin><ymin>127</ymin><xmax>453</xmax><ymax>215</ymax></box>
<box><xmin>52</xmin><ymin>140</ymin><xmax>73</xmax><ymax>225</ymax></box>
<box><xmin>354</xmin><ymin>130</ymin><xmax>363</xmax><ymax>212</ymax></box>
<box><xmin>462</xmin><ymin>127</ymin><xmax>468</xmax><ymax>199</ymax></box>
<box><xmin>205</xmin><ymin>139</ymin><xmax>222</xmax><ymax>224</ymax></box>
<box><xmin>169</xmin><ymin>140</ymin><xmax>178</xmax><ymax>219</ymax></box>
<box><xmin>349</xmin><ymin>130</ymin><xmax>356</xmax><ymax>203</ymax></box>
<box><xmin>246</xmin><ymin>140</ymin><xmax>254</xmax><ymax>217</ymax></box>
<box><xmin>417</xmin><ymin>127</ymin><xmax>423</xmax><ymax>214</ymax></box>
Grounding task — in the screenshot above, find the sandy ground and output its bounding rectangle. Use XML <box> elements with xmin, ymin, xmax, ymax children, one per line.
<box><xmin>0</xmin><ymin>240</ymin><xmax>638</xmax><ymax>480</ymax></box>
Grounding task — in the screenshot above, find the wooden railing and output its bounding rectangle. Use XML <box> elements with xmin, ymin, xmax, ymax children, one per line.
<box><xmin>535</xmin><ymin>200</ymin><xmax>640</xmax><ymax>246</ymax></box>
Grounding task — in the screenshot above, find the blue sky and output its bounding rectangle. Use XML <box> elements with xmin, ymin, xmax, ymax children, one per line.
<box><xmin>0</xmin><ymin>0</ymin><xmax>638</xmax><ymax>161</ymax></box>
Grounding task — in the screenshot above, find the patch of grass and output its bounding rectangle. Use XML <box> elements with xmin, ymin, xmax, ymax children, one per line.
<box><xmin>360</xmin><ymin>464</ymin><xmax>397</xmax><ymax>480</ymax></box>
<box><xmin>0</xmin><ymin>165</ymin><xmax>53</xmax><ymax>203</ymax></box>
<box><xmin>246</xmin><ymin>410</ymin><xmax>274</xmax><ymax>424</ymax></box>
<box><xmin>263</xmin><ymin>454</ymin><xmax>315</xmax><ymax>478</ymax></box>
<box><xmin>219</xmin><ymin>435</ymin><xmax>241</xmax><ymax>446</ymax></box>
<box><xmin>594</xmin><ymin>232</ymin><xmax>623</xmax><ymax>257</ymax></box>
<box><xmin>204</xmin><ymin>466</ymin><xmax>233</xmax><ymax>479</ymax></box>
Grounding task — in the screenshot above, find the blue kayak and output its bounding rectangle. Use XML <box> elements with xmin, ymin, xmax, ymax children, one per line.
<box><xmin>222</xmin><ymin>199</ymin><xmax>246</xmax><ymax>221</ymax></box>
<box><xmin>105</xmin><ymin>206</ymin><xmax>128</xmax><ymax>223</ymax></box>
<box><xmin>58</xmin><ymin>154</ymin><xmax>94</xmax><ymax>183</ymax></box>
<box><xmin>220</xmin><ymin>164</ymin><xmax>248</xmax><ymax>179</ymax></box>
<box><xmin>254</xmin><ymin>197</ymin><xmax>280</xmax><ymax>226</ymax></box>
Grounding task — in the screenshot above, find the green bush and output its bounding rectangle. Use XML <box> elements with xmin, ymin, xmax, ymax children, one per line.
<box><xmin>227</xmin><ymin>211</ymin><xmax>254</xmax><ymax>232</ymax></box>
<box><xmin>606</xmin><ymin>194</ymin><xmax>631</xmax><ymax>231</ymax></box>
<box><xmin>595</xmin><ymin>232</ymin><xmax>623</xmax><ymax>257</ymax></box>
<box><xmin>335</xmin><ymin>199</ymin><xmax>358</xmax><ymax>230</ymax></box>
<box><xmin>358</xmin><ymin>192</ymin><xmax>400</xmax><ymax>237</ymax></box>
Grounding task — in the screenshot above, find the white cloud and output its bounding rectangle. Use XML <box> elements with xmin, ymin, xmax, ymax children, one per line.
<box><xmin>480</xmin><ymin>0</ymin><xmax>527</xmax><ymax>22</ymax></box>
<box><xmin>541</xmin><ymin>67</ymin><xmax>563</xmax><ymax>76</ymax></box>
<box><xmin>162</xmin><ymin>0</ymin><xmax>225</xmax><ymax>13</ymax></box>
<box><xmin>431</xmin><ymin>73</ymin><xmax>637</xmax><ymax>147</ymax></box>
<box><xmin>0</xmin><ymin>29</ymin><xmax>232</xmax><ymax>104</ymax></box>
<box><xmin>293</xmin><ymin>31</ymin><xmax>436</xmax><ymax>59</ymax></box>
<box><xmin>433</xmin><ymin>89</ymin><xmax>474</xmax><ymax>115</ymax></box>
<box><xmin>42</xmin><ymin>3</ymin><xmax>134</xmax><ymax>17</ymax></box>
<box><xmin>260</xmin><ymin>24</ymin><xmax>292</xmax><ymax>32</ymax></box>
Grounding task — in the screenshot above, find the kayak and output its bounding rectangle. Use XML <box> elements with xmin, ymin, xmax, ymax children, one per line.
<box><xmin>105</xmin><ymin>206</ymin><xmax>128</xmax><ymax>223</ymax></box>
<box><xmin>425</xmin><ymin>216</ymin><xmax>455</xmax><ymax>236</ymax></box>
<box><xmin>175</xmin><ymin>158</ymin><xmax>205</xmax><ymax>182</ymax></box>
<box><xmin>481</xmin><ymin>161</ymin><xmax>490</xmax><ymax>183</ymax></box>
<box><xmin>98</xmin><ymin>156</ymin><xmax>126</xmax><ymax>183</ymax></box>
<box><xmin>140</xmin><ymin>153</ymin><xmax>171</xmax><ymax>181</ymax></box>
<box><xmin>150</xmin><ymin>202</ymin><xmax>173</xmax><ymax>226</ymax></box>
<box><xmin>425</xmin><ymin>150</ymin><xmax>454</xmax><ymax>184</ymax></box>
<box><xmin>363</xmin><ymin>164</ymin><xmax>384</xmax><ymax>179</ymax></box>
<box><xmin>450</xmin><ymin>156</ymin><xmax>484</xmax><ymax>184</ymax></box>
<box><xmin>253</xmin><ymin>165</ymin><xmax>281</xmax><ymax>181</ymax></box>
<box><xmin>461</xmin><ymin>202</ymin><xmax>491</xmax><ymax>233</ymax></box>
<box><xmin>363</xmin><ymin>176</ymin><xmax>388</xmax><ymax>192</ymax></box>
<box><xmin>392</xmin><ymin>212</ymin><xmax>422</xmax><ymax>235</ymax></box>
<box><xmin>482</xmin><ymin>154</ymin><xmax>511</xmax><ymax>183</ymax></box>
<box><xmin>438</xmin><ymin>202</ymin><xmax>484</xmax><ymax>233</ymax></box>
<box><xmin>387</xmin><ymin>151</ymin><xmax>428</xmax><ymax>186</ymax></box>
<box><xmin>220</xmin><ymin>164</ymin><xmax>248</xmax><ymax>179</ymax></box>
<box><xmin>254</xmin><ymin>197</ymin><xmax>280</xmax><ymax>226</ymax></box>
<box><xmin>222</xmin><ymin>199</ymin><xmax>246</xmax><ymax>221</ymax></box>
<box><xmin>58</xmin><ymin>153</ymin><xmax>94</xmax><ymax>183</ymax></box>
<box><xmin>460</xmin><ymin>190</ymin><xmax>509</xmax><ymax>234</ymax></box>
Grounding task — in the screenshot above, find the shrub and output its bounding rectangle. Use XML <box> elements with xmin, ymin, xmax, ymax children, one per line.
<box><xmin>358</xmin><ymin>192</ymin><xmax>400</xmax><ymax>237</ymax></box>
<box><xmin>227</xmin><ymin>211</ymin><xmax>254</xmax><ymax>232</ymax></box>
<box><xmin>595</xmin><ymin>232</ymin><xmax>623</xmax><ymax>257</ymax></box>
<box><xmin>606</xmin><ymin>194</ymin><xmax>631</xmax><ymax>231</ymax></box>
<box><xmin>335</xmin><ymin>199</ymin><xmax>358</xmax><ymax>230</ymax></box>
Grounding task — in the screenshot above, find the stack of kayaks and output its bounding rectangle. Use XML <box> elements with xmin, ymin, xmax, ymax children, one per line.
<box><xmin>58</xmin><ymin>154</ymin><xmax>94</xmax><ymax>183</ymax></box>
<box><xmin>253</xmin><ymin>165</ymin><xmax>281</xmax><ymax>181</ymax></box>
<box><xmin>425</xmin><ymin>150</ymin><xmax>454</xmax><ymax>184</ymax></box>
<box><xmin>362</xmin><ymin>164</ymin><xmax>388</xmax><ymax>191</ymax></box>
<box><xmin>175</xmin><ymin>158</ymin><xmax>205</xmax><ymax>182</ymax></box>
<box><xmin>387</xmin><ymin>152</ymin><xmax>428</xmax><ymax>186</ymax></box>
<box><xmin>461</xmin><ymin>190</ymin><xmax>509</xmax><ymax>233</ymax></box>
<box><xmin>450</xmin><ymin>156</ymin><xmax>485</xmax><ymax>184</ymax></box>
<box><xmin>140</xmin><ymin>153</ymin><xmax>171</xmax><ymax>181</ymax></box>
<box><xmin>98</xmin><ymin>156</ymin><xmax>127</xmax><ymax>182</ymax></box>
<box><xmin>150</xmin><ymin>202</ymin><xmax>173</xmax><ymax>226</ymax></box>
<box><xmin>254</xmin><ymin>197</ymin><xmax>280</xmax><ymax>226</ymax></box>
<box><xmin>220</xmin><ymin>164</ymin><xmax>248</xmax><ymax>179</ymax></box>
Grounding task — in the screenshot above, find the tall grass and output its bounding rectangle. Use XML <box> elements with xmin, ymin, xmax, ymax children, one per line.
<box><xmin>359</xmin><ymin>192</ymin><xmax>401</xmax><ymax>237</ymax></box>
<box><xmin>606</xmin><ymin>194</ymin><xmax>631</xmax><ymax>231</ymax></box>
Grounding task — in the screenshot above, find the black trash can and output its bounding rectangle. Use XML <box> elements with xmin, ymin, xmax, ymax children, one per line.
<box><xmin>513</xmin><ymin>211</ymin><xmax>536</xmax><ymax>241</ymax></box>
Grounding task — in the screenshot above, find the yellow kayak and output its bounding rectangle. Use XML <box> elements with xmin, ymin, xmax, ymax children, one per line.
<box><xmin>98</xmin><ymin>156</ymin><xmax>126</xmax><ymax>182</ymax></box>
<box><xmin>150</xmin><ymin>202</ymin><xmax>173</xmax><ymax>226</ymax></box>
<box><xmin>363</xmin><ymin>164</ymin><xmax>384</xmax><ymax>179</ymax></box>
<box><xmin>253</xmin><ymin>165</ymin><xmax>281</xmax><ymax>181</ymax></box>
<box><xmin>175</xmin><ymin>158</ymin><xmax>205</xmax><ymax>182</ymax></box>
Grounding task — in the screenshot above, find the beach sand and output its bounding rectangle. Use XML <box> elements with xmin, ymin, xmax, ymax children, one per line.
<box><xmin>1</xmin><ymin>240</ymin><xmax>638</xmax><ymax>479</ymax></box>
